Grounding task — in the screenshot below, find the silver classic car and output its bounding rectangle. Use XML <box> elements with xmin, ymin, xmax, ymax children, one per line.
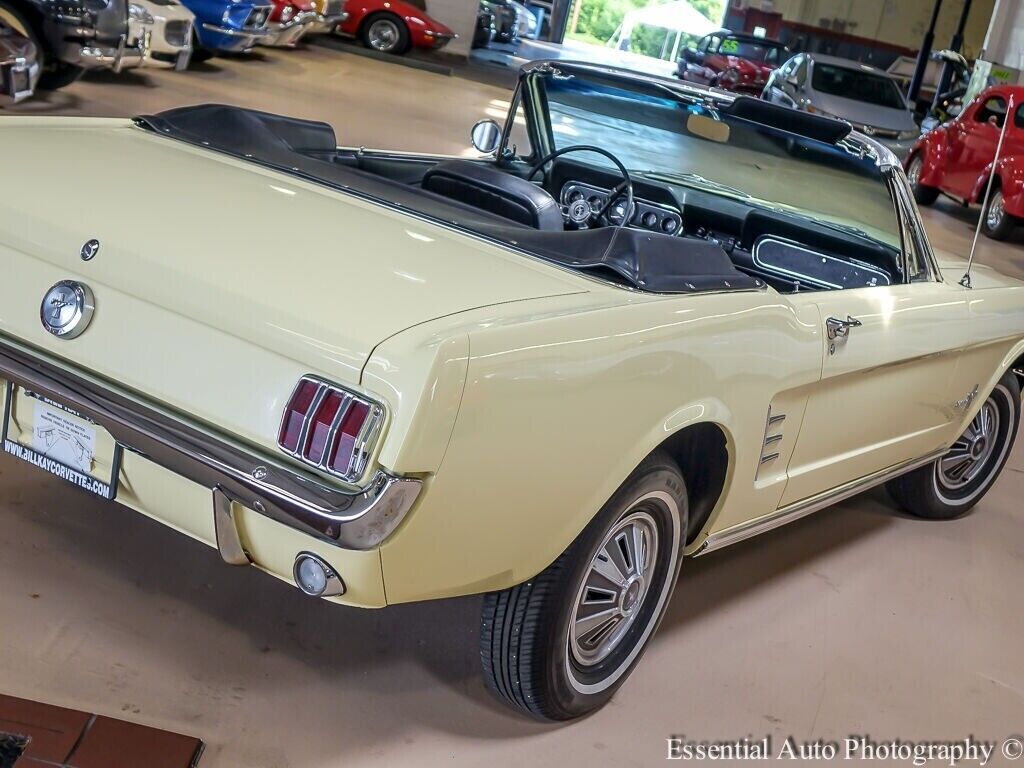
<box><xmin>762</xmin><ymin>53</ymin><xmax>920</xmax><ymax>159</ymax></box>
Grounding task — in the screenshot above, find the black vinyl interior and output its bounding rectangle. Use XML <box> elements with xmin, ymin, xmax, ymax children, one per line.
<box><xmin>137</xmin><ymin>104</ymin><xmax>901</xmax><ymax>295</ymax></box>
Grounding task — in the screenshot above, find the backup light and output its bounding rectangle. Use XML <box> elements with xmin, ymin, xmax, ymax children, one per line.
<box><xmin>278</xmin><ymin>376</ymin><xmax>383</xmax><ymax>482</ymax></box>
<box><xmin>293</xmin><ymin>552</ymin><xmax>345</xmax><ymax>597</ymax></box>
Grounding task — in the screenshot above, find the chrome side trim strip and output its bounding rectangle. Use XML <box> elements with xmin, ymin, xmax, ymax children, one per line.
<box><xmin>0</xmin><ymin>337</ymin><xmax>421</xmax><ymax>551</ymax></box>
<box><xmin>696</xmin><ymin>449</ymin><xmax>945</xmax><ymax>556</ymax></box>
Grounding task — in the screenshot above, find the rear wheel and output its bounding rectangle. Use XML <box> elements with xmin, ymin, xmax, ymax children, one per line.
<box><xmin>982</xmin><ymin>187</ymin><xmax>1018</xmax><ymax>240</ymax></box>
<box><xmin>0</xmin><ymin>1</ymin><xmax>84</xmax><ymax>90</ymax></box>
<box><xmin>480</xmin><ymin>453</ymin><xmax>687</xmax><ymax>721</ymax></box>
<box><xmin>360</xmin><ymin>13</ymin><xmax>409</xmax><ymax>55</ymax></box>
<box><xmin>907</xmin><ymin>154</ymin><xmax>939</xmax><ymax>205</ymax></box>
<box><xmin>887</xmin><ymin>371</ymin><xmax>1020</xmax><ymax>520</ymax></box>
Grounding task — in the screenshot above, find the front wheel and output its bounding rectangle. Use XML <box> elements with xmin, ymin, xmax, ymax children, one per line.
<box><xmin>360</xmin><ymin>13</ymin><xmax>409</xmax><ymax>55</ymax></box>
<box><xmin>982</xmin><ymin>187</ymin><xmax>1018</xmax><ymax>240</ymax></box>
<box><xmin>480</xmin><ymin>453</ymin><xmax>687</xmax><ymax>721</ymax></box>
<box><xmin>887</xmin><ymin>371</ymin><xmax>1020</xmax><ymax>520</ymax></box>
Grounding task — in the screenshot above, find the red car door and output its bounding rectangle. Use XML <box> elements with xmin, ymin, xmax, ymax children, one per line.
<box><xmin>945</xmin><ymin>92</ymin><xmax>1008</xmax><ymax>199</ymax></box>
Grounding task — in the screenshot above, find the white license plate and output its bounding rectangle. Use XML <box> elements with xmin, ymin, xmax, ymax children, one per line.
<box><xmin>2</xmin><ymin>383</ymin><xmax>122</xmax><ymax>500</ymax></box>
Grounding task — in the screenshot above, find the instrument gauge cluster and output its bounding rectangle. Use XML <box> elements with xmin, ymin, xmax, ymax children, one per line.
<box><xmin>560</xmin><ymin>181</ymin><xmax>682</xmax><ymax>235</ymax></box>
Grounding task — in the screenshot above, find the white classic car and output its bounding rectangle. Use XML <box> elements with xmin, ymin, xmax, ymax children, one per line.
<box><xmin>127</xmin><ymin>0</ymin><xmax>195</xmax><ymax>70</ymax></box>
<box><xmin>2</xmin><ymin>62</ymin><xmax>1023</xmax><ymax>722</ymax></box>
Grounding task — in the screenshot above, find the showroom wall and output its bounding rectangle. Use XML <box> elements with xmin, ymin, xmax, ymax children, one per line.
<box><xmin>983</xmin><ymin>0</ymin><xmax>1024</xmax><ymax>70</ymax></box>
<box><xmin>757</xmin><ymin>0</ymin><xmax>996</xmax><ymax>59</ymax></box>
<box><xmin>428</xmin><ymin>0</ymin><xmax>480</xmax><ymax>56</ymax></box>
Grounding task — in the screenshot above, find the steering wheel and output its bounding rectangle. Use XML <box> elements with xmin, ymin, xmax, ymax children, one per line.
<box><xmin>527</xmin><ymin>145</ymin><xmax>634</xmax><ymax>230</ymax></box>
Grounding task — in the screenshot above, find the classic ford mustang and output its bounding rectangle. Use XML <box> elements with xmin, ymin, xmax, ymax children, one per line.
<box><xmin>2</xmin><ymin>62</ymin><xmax>1023</xmax><ymax>721</ymax></box>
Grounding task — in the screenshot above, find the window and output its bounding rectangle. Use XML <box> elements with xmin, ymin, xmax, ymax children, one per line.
<box><xmin>975</xmin><ymin>96</ymin><xmax>1007</xmax><ymax>127</ymax></box>
<box><xmin>717</xmin><ymin>37</ymin><xmax>786</xmax><ymax>64</ymax></box>
<box><xmin>1014</xmin><ymin>103</ymin><xmax>1024</xmax><ymax>129</ymax></box>
<box><xmin>706</xmin><ymin>35</ymin><xmax>722</xmax><ymax>53</ymax></box>
<box><xmin>810</xmin><ymin>64</ymin><xmax>906</xmax><ymax>109</ymax></box>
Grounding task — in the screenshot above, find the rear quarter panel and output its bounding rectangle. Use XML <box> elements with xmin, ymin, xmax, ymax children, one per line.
<box><xmin>377</xmin><ymin>289</ymin><xmax>823</xmax><ymax>604</ymax></box>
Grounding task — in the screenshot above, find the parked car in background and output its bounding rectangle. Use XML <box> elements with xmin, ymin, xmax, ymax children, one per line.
<box><xmin>762</xmin><ymin>53</ymin><xmax>919</xmax><ymax>160</ymax></box>
<box><xmin>260</xmin><ymin>0</ymin><xmax>317</xmax><ymax>47</ymax></box>
<box><xmin>336</xmin><ymin>0</ymin><xmax>454</xmax><ymax>55</ymax></box>
<box><xmin>480</xmin><ymin>0</ymin><xmax>518</xmax><ymax>44</ymax></box>
<box><xmin>128</xmin><ymin>0</ymin><xmax>194</xmax><ymax>70</ymax></box>
<box><xmin>907</xmin><ymin>85</ymin><xmax>1024</xmax><ymax>240</ymax></box>
<box><xmin>473</xmin><ymin>4</ymin><xmax>496</xmax><ymax>48</ymax></box>
<box><xmin>678</xmin><ymin>30</ymin><xmax>787</xmax><ymax>94</ymax></box>
<box><xmin>183</xmin><ymin>0</ymin><xmax>271</xmax><ymax>60</ymax></box>
<box><xmin>305</xmin><ymin>0</ymin><xmax>347</xmax><ymax>35</ymax></box>
<box><xmin>0</xmin><ymin>0</ymin><xmax>144</xmax><ymax>90</ymax></box>
<box><xmin>0</xmin><ymin>21</ymin><xmax>38</xmax><ymax>104</ymax></box>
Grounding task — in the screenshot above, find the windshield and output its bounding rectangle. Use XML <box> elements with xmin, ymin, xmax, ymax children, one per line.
<box><xmin>719</xmin><ymin>37</ymin><xmax>785</xmax><ymax>65</ymax></box>
<box><xmin>538</xmin><ymin>69</ymin><xmax>900</xmax><ymax>248</ymax></box>
<box><xmin>811</xmin><ymin>64</ymin><xmax>906</xmax><ymax>110</ymax></box>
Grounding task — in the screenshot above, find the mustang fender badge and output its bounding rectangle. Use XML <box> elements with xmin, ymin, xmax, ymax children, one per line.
<box><xmin>40</xmin><ymin>281</ymin><xmax>95</xmax><ymax>340</ymax></box>
<box><xmin>954</xmin><ymin>386</ymin><xmax>979</xmax><ymax>411</ymax></box>
<box><xmin>80</xmin><ymin>239</ymin><xmax>100</xmax><ymax>261</ymax></box>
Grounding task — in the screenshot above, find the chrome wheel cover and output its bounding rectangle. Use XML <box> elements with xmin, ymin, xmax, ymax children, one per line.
<box><xmin>569</xmin><ymin>510</ymin><xmax>659</xmax><ymax>667</ymax></box>
<box><xmin>937</xmin><ymin>399</ymin><xmax>1001</xmax><ymax>491</ymax></box>
<box><xmin>367</xmin><ymin>19</ymin><xmax>400</xmax><ymax>51</ymax></box>
<box><xmin>908</xmin><ymin>156</ymin><xmax>923</xmax><ymax>188</ymax></box>
<box><xmin>987</xmin><ymin>190</ymin><xmax>1005</xmax><ymax>231</ymax></box>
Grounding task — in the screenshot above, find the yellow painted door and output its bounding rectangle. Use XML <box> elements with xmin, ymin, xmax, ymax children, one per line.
<box><xmin>780</xmin><ymin>282</ymin><xmax>974</xmax><ymax>506</ymax></box>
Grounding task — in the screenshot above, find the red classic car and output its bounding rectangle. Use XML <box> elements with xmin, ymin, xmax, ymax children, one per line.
<box><xmin>261</xmin><ymin>0</ymin><xmax>319</xmax><ymax>46</ymax></box>
<box><xmin>677</xmin><ymin>30</ymin><xmax>788</xmax><ymax>94</ymax></box>
<box><xmin>337</xmin><ymin>0</ymin><xmax>455</xmax><ymax>55</ymax></box>
<box><xmin>907</xmin><ymin>85</ymin><xmax>1024</xmax><ymax>240</ymax></box>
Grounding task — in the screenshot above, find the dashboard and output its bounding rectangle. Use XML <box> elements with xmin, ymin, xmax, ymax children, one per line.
<box><xmin>559</xmin><ymin>181</ymin><xmax>683</xmax><ymax>235</ymax></box>
<box><xmin>552</xmin><ymin>169</ymin><xmax>900</xmax><ymax>294</ymax></box>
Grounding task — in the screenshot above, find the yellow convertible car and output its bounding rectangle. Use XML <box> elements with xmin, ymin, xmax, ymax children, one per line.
<box><xmin>2</xmin><ymin>61</ymin><xmax>1023</xmax><ymax>721</ymax></box>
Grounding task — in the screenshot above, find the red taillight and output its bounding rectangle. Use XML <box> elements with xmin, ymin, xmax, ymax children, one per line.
<box><xmin>279</xmin><ymin>379</ymin><xmax>319</xmax><ymax>452</ymax></box>
<box><xmin>329</xmin><ymin>401</ymin><xmax>370</xmax><ymax>475</ymax></box>
<box><xmin>278</xmin><ymin>377</ymin><xmax>382</xmax><ymax>482</ymax></box>
<box><xmin>304</xmin><ymin>390</ymin><xmax>344</xmax><ymax>463</ymax></box>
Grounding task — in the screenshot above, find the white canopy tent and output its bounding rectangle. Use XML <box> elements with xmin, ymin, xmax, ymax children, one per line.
<box><xmin>608</xmin><ymin>0</ymin><xmax>718</xmax><ymax>61</ymax></box>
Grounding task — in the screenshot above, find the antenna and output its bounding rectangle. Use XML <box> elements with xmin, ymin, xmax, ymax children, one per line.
<box><xmin>961</xmin><ymin>94</ymin><xmax>1014</xmax><ymax>288</ymax></box>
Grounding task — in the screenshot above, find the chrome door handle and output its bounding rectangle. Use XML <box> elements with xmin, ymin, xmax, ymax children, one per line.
<box><xmin>826</xmin><ymin>315</ymin><xmax>862</xmax><ymax>340</ymax></box>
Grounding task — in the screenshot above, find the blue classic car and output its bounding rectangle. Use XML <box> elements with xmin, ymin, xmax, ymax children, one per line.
<box><xmin>182</xmin><ymin>0</ymin><xmax>273</xmax><ymax>59</ymax></box>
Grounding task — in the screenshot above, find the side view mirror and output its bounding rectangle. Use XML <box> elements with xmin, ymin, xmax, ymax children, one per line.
<box><xmin>786</xmin><ymin>75</ymin><xmax>799</xmax><ymax>88</ymax></box>
<box><xmin>470</xmin><ymin>119</ymin><xmax>501</xmax><ymax>154</ymax></box>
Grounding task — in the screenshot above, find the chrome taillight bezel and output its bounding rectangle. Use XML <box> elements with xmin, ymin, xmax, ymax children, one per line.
<box><xmin>277</xmin><ymin>375</ymin><xmax>385</xmax><ymax>484</ymax></box>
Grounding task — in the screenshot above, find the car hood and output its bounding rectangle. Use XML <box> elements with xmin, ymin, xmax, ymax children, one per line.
<box><xmin>934</xmin><ymin>249</ymin><xmax>1024</xmax><ymax>289</ymax></box>
<box><xmin>0</xmin><ymin>119</ymin><xmax>589</xmax><ymax>388</ymax></box>
<box><xmin>807</xmin><ymin>91</ymin><xmax>917</xmax><ymax>132</ymax></box>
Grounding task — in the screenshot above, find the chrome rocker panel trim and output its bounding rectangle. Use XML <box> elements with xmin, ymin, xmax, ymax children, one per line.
<box><xmin>0</xmin><ymin>337</ymin><xmax>422</xmax><ymax>556</ymax></box>
<box><xmin>695</xmin><ymin>448</ymin><xmax>946</xmax><ymax>555</ymax></box>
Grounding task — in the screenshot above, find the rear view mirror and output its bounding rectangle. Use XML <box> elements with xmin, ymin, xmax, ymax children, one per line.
<box><xmin>687</xmin><ymin>113</ymin><xmax>730</xmax><ymax>143</ymax></box>
<box><xmin>471</xmin><ymin>119</ymin><xmax>501</xmax><ymax>154</ymax></box>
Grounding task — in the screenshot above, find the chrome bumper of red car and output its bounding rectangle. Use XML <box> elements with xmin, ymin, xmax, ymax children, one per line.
<box><xmin>0</xmin><ymin>337</ymin><xmax>422</xmax><ymax>558</ymax></box>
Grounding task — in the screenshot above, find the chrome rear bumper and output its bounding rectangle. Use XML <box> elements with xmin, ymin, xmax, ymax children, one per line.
<box><xmin>0</xmin><ymin>338</ymin><xmax>421</xmax><ymax>558</ymax></box>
